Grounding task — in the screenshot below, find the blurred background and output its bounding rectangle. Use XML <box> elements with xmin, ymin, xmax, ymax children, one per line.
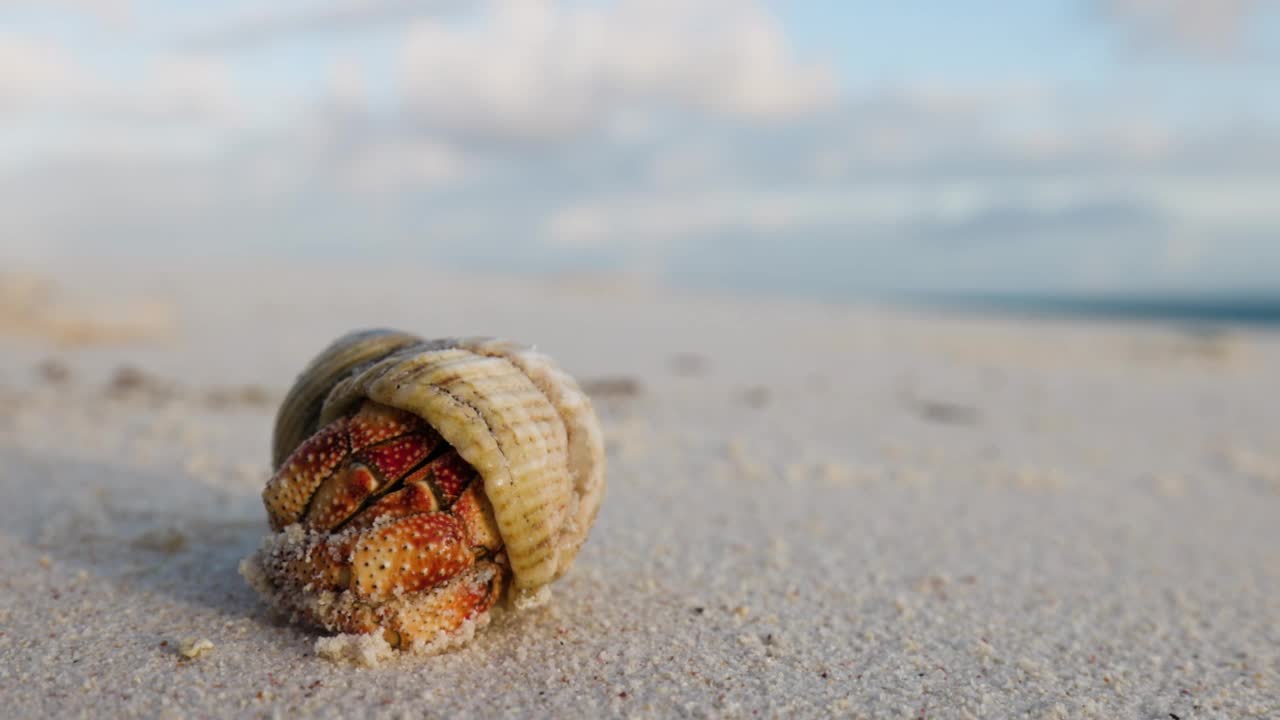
<box><xmin>3</xmin><ymin>0</ymin><xmax>1278</xmax><ymax>314</ymax></box>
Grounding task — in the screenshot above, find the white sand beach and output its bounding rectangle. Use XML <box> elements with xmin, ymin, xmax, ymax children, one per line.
<box><xmin>1</xmin><ymin>263</ymin><xmax>1277</xmax><ymax>719</ymax></box>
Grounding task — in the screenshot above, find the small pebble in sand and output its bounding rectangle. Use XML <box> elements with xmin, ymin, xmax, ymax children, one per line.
<box><xmin>178</xmin><ymin>638</ymin><xmax>215</xmax><ymax>660</ymax></box>
<box><xmin>1151</xmin><ymin>473</ymin><xmax>1187</xmax><ymax>498</ymax></box>
<box><xmin>37</xmin><ymin>359</ymin><xmax>71</xmax><ymax>384</ymax></box>
<box><xmin>668</xmin><ymin>352</ymin><xmax>708</xmax><ymax>377</ymax></box>
<box><xmin>132</xmin><ymin>527</ymin><xmax>188</xmax><ymax>554</ymax></box>
<box><xmin>106</xmin><ymin>365</ymin><xmax>175</xmax><ymax>402</ymax></box>
<box><xmin>205</xmin><ymin>384</ymin><xmax>273</xmax><ymax>409</ymax></box>
<box><xmin>1220</xmin><ymin>444</ymin><xmax>1280</xmax><ymax>491</ymax></box>
<box><xmin>741</xmin><ymin>386</ymin><xmax>770</xmax><ymax>409</ymax></box>
<box><xmin>581</xmin><ymin>376</ymin><xmax>644</xmax><ymax>398</ymax></box>
<box><xmin>914</xmin><ymin>399</ymin><xmax>980</xmax><ymax>426</ymax></box>
<box><xmin>109</xmin><ymin>366</ymin><xmax>149</xmax><ymax>393</ymax></box>
<box><xmin>315</xmin><ymin>633</ymin><xmax>395</xmax><ymax>667</ymax></box>
<box><xmin>237</xmin><ymin>384</ymin><xmax>272</xmax><ymax>406</ymax></box>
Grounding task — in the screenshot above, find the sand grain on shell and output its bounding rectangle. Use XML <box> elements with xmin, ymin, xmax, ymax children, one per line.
<box><xmin>0</xmin><ymin>263</ymin><xmax>1278</xmax><ymax>719</ymax></box>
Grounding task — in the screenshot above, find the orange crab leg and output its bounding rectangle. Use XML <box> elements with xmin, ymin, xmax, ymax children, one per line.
<box><xmin>262</xmin><ymin>417</ymin><xmax>352</xmax><ymax>530</ymax></box>
<box><xmin>345</xmin><ymin>449</ymin><xmax>480</xmax><ymax>529</ymax></box>
<box><xmin>379</xmin><ymin>561</ymin><xmax>506</xmax><ymax>648</ymax></box>
<box><xmin>344</xmin><ymin>478</ymin><xmax>443</xmax><ymax>531</ymax></box>
<box><xmin>407</xmin><ymin>450</ymin><xmax>473</xmax><ymax>506</ymax></box>
<box><xmin>263</xmin><ymin>401</ymin><xmax>444</xmax><ymax>531</ymax></box>
<box><xmin>304</xmin><ymin>430</ymin><xmax>441</xmax><ymax>531</ymax></box>
<box><xmin>263</xmin><ymin>510</ymin><xmax>488</xmax><ymax>595</ymax></box>
<box><xmin>349</xmin><ymin>513</ymin><xmax>474</xmax><ymax>601</ymax></box>
<box><xmin>346</xmin><ymin>401</ymin><xmax>425</xmax><ymax>452</ymax></box>
<box><xmin>265</xmin><ymin>540</ymin><xmax>504</xmax><ymax>649</ymax></box>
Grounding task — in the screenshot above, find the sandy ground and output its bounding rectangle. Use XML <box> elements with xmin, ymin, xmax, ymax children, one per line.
<box><xmin>1</xmin><ymin>263</ymin><xmax>1278</xmax><ymax>719</ymax></box>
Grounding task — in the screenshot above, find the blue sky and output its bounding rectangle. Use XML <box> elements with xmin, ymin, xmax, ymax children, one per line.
<box><xmin>2</xmin><ymin>0</ymin><xmax>1278</xmax><ymax>298</ymax></box>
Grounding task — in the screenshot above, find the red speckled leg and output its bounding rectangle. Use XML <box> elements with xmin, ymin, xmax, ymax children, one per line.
<box><xmin>303</xmin><ymin>429</ymin><xmax>441</xmax><ymax>531</ymax></box>
<box><xmin>266</xmin><ymin>400</ymin><xmax>449</xmax><ymax>533</ymax></box>
<box><xmin>262</xmin><ymin>417</ymin><xmax>351</xmax><ymax>530</ymax></box>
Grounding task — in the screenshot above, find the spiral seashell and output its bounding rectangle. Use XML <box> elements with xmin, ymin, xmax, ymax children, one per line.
<box><xmin>241</xmin><ymin>330</ymin><xmax>606</xmax><ymax>654</ymax></box>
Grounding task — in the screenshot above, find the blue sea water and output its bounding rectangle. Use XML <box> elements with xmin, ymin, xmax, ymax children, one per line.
<box><xmin>912</xmin><ymin>294</ymin><xmax>1280</xmax><ymax>329</ymax></box>
<box><xmin>661</xmin><ymin>267</ymin><xmax>1280</xmax><ymax>329</ymax></box>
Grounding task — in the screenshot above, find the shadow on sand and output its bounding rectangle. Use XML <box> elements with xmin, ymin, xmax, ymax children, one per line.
<box><xmin>2</xmin><ymin>445</ymin><xmax>280</xmax><ymax>629</ymax></box>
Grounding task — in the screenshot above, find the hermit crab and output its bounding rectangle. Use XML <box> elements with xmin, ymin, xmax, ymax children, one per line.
<box><xmin>240</xmin><ymin>331</ymin><xmax>605</xmax><ymax>656</ymax></box>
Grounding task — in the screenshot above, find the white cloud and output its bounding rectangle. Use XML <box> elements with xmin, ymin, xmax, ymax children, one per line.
<box><xmin>179</xmin><ymin>0</ymin><xmax>463</xmax><ymax>50</ymax></box>
<box><xmin>646</xmin><ymin>140</ymin><xmax>728</xmax><ymax>188</ymax></box>
<box><xmin>4</xmin><ymin>0</ymin><xmax>131</xmax><ymax>23</ymax></box>
<box><xmin>114</xmin><ymin>57</ymin><xmax>239</xmax><ymax>122</ymax></box>
<box><xmin>3</xmin><ymin>1</ymin><xmax>1279</xmax><ymax>295</ymax></box>
<box><xmin>345</xmin><ymin>138</ymin><xmax>465</xmax><ymax>193</ymax></box>
<box><xmin>0</xmin><ymin>37</ymin><xmax>85</xmax><ymax>108</ymax></box>
<box><xmin>401</xmin><ymin>0</ymin><xmax>836</xmax><ymax>143</ymax></box>
<box><xmin>540</xmin><ymin>185</ymin><xmax>1000</xmax><ymax>249</ymax></box>
<box><xmin>1099</xmin><ymin>0</ymin><xmax>1262</xmax><ymax>55</ymax></box>
<box><xmin>0</xmin><ymin>36</ymin><xmax>237</xmax><ymax>124</ymax></box>
<box><xmin>541</xmin><ymin>168</ymin><xmax>1280</xmax><ymax>252</ymax></box>
<box><xmin>326</xmin><ymin>57</ymin><xmax>367</xmax><ymax>114</ymax></box>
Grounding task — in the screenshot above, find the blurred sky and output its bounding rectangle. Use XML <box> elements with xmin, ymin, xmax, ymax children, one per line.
<box><xmin>2</xmin><ymin>0</ymin><xmax>1278</xmax><ymax>299</ymax></box>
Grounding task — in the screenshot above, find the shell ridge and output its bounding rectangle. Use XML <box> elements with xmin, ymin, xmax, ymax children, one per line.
<box><xmin>426</xmin><ymin>356</ymin><xmax>564</xmax><ymax>556</ymax></box>
<box><xmin>412</xmin><ymin>347</ymin><xmax>570</xmax><ymax>587</ymax></box>
<box><xmin>461</xmin><ymin>344</ymin><xmax>604</xmax><ymax>578</ymax></box>
<box><xmin>424</xmin><ymin>376</ymin><xmax>512</xmax><ymax>479</ymax></box>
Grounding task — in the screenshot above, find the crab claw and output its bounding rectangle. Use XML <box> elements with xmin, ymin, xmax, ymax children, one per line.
<box><xmin>407</xmin><ymin>450</ymin><xmax>473</xmax><ymax>506</ymax></box>
<box><xmin>346</xmin><ymin>401</ymin><xmax>425</xmax><ymax>452</ymax></box>
<box><xmin>262</xmin><ymin>417</ymin><xmax>352</xmax><ymax>530</ymax></box>
<box><xmin>451</xmin><ymin>484</ymin><xmax>503</xmax><ymax>554</ymax></box>
<box><xmin>343</xmin><ymin>449</ymin><xmax>480</xmax><ymax>531</ymax></box>
<box><xmin>263</xmin><ymin>402</ymin><xmax>443</xmax><ymax>532</ymax></box>
<box><xmin>344</xmin><ymin>478</ymin><xmax>442</xmax><ymax>532</ymax></box>
<box><xmin>350</xmin><ymin>513</ymin><xmax>474</xmax><ymax>602</ymax></box>
<box><xmin>303</xmin><ymin>430</ymin><xmax>441</xmax><ymax>531</ymax></box>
